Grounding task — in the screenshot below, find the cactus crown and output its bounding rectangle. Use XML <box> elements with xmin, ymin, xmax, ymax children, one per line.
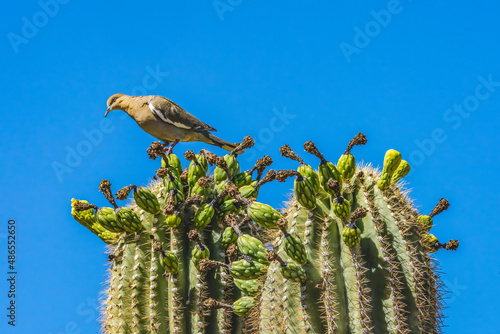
<box><xmin>70</xmin><ymin>134</ymin><xmax>459</xmax><ymax>334</ymax></box>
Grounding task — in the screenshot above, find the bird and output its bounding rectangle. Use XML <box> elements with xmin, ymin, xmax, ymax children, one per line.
<box><xmin>105</xmin><ymin>94</ymin><xmax>238</xmax><ymax>154</ymax></box>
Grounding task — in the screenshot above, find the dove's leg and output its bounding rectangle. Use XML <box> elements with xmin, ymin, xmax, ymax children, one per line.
<box><xmin>165</xmin><ymin>139</ymin><xmax>180</xmax><ymax>155</ymax></box>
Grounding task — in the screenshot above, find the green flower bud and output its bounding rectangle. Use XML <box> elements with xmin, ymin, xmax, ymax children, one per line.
<box><xmin>233</xmin><ymin>278</ymin><xmax>261</xmax><ymax>297</ymax></box>
<box><xmin>196</xmin><ymin>153</ymin><xmax>208</xmax><ymax>172</ymax></box>
<box><xmin>190</xmin><ymin>178</ymin><xmax>211</xmax><ymax>200</ymax></box>
<box><xmin>342</xmin><ymin>225</ymin><xmax>361</xmax><ymax>247</ymax></box>
<box><xmin>220</xmin><ymin>227</ymin><xmax>238</xmax><ymax>248</ymax></box>
<box><xmin>224</xmin><ymin>154</ymin><xmax>240</xmax><ymax>178</ymax></box>
<box><xmin>294</xmin><ymin>176</ymin><xmax>316</xmax><ymax>210</ymax></box>
<box><xmin>337</xmin><ymin>154</ymin><xmax>356</xmax><ymax>181</ymax></box>
<box><xmin>280</xmin><ymin>261</ymin><xmax>306</xmax><ymax>284</ymax></box>
<box><xmin>191</xmin><ymin>245</ymin><xmax>210</xmax><ymax>268</ymax></box>
<box><xmin>216</xmin><ymin>199</ymin><xmax>240</xmax><ymax>218</ymax></box>
<box><xmin>214</xmin><ymin>166</ymin><xmax>227</xmax><ymax>184</ymax></box>
<box><xmin>133</xmin><ymin>187</ymin><xmax>161</xmax><ymax>214</ymax></box>
<box><xmin>188</xmin><ymin>162</ymin><xmax>206</xmax><ymax>189</ymax></box>
<box><xmin>230</xmin><ymin>259</ymin><xmax>268</xmax><ymax>280</ymax></box>
<box><xmin>162</xmin><ymin>154</ymin><xmax>182</xmax><ymax>176</ymax></box>
<box><xmin>71</xmin><ymin>199</ymin><xmax>97</xmax><ymax>230</ymax></box>
<box><xmin>237</xmin><ymin>234</ymin><xmax>268</xmax><ymax>264</ymax></box>
<box><xmin>194</xmin><ymin>203</ymin><xmax>215</xmax><ymax>229</ymax></box>
<box><xmin>161</xmin><ymin>251</ymin><xmax>179</xmax><ymax>275</ymax></box>
<box><xmin>297</xmin><ymin>165</ymin><xmax>320</xmax><ymax>193</ymax></box>
<box><xmin>96</xmin><ymin>207</ymin><xmax>125</xmax><ymax>233</ymax></box>
<box><xmin>319</xmin><ymin>162</ymin><xmax>342</xmax><ymax>194</ymax></box>
<box><xmin>333</xmin><ymin>197</ymin><xmax>351</xmax><ymax>219</ymax></box>
<box><xmin>115</xmin><ymin>207</ymin><xmax>142</xmax><ymax>232</ymax></box>
<box><xmin>233</xmin><ymin>296</ymin><xmax>256</xmax><ymax>317</ymax></box>
<box><xmin>239</xmin><ymin>184</ymin><xmax>258</xmax><ymax>198</ymax></box>
<box><xmin>234</xmin><ymin>171</ymin><xmax>253</xmax><ymax>188</ymax></box>
<box><xmin>166</xmin><ymin>213</ymin><xmax>182</xmax><ymax>228</ymax></box>
<box><xmin>417</xmin><ymin>215</ymin><xmax>433</xmax><ymax>234</ymax></box>
<box><xmin>377</xmin><ymin>149</ymin><xmax>402</xmax><ymax>190</ymax></box>
<box><xmin>283</xmin><ymin>234</ymin><xmax>307</xmax><ymax>264</ymax></box>
<box><xmin>391</xmin><ymin>160</ymin><xmax>411</xmax><ymax>184</ymax></box>
<box><xmin>247</xmin><ymin>202</ymin><xmax>281</xmax><ymax>229</ymax></box>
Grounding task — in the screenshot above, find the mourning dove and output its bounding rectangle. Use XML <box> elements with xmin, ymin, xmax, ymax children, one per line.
<box><xmin>105</xmin><ymin>94</ymin><xmax>238</xmax><ymax>153</ymax></box>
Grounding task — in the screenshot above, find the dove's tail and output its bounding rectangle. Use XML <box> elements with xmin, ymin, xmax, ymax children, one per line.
<box><xmin>203</xmin><ymin>133</ymin><xmax>239</xmax><ymax>152</ymax></box>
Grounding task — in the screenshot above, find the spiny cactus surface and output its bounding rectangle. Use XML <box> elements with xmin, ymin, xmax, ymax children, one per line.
<box><xmin>71</xmin><ymin>134</ymin><xmax>458</xmax><ymax>334</ymax></box>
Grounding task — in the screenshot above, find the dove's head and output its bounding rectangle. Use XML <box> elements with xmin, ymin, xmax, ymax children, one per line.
<box><xmin>105</xmin><ymin>94</ymin><xmax>127</xmax><ymax>117</ymax></box>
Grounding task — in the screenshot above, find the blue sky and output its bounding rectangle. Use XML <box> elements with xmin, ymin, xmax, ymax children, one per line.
<box><xmin>1</xmin><ymin>1</ymin><xmax>499</xmax><ymax>333</ymax></box>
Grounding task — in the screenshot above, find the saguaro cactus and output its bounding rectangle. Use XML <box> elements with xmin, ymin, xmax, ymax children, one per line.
<box><xmin>71</xmin><ymin>133</ymin><xmax>458</xmax><ymax>333</ymax></box>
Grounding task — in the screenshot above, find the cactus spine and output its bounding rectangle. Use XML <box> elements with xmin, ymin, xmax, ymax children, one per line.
<box><xmin>71</xmin><ymin>134</ymin><xmax>458</xmax><ymax>333</ymax></box>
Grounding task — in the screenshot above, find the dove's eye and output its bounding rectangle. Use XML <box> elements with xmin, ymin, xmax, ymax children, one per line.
<box><xmin>111</xmin><ymin>97</ymin><xmax>117</xmax><ymax>104</ymax></box>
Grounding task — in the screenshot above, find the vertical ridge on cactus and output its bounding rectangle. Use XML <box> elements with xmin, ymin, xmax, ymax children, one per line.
<box><xmin>70</xmin><ymin>135</ymin><xmax>458</xmax><ymax>334</ymax></box>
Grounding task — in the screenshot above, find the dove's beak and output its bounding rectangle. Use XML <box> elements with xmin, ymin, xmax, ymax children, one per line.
<box><xmin>105</xmin><ymin>107</ymin><xmax>111</xmax><ymax>117</ymax></box>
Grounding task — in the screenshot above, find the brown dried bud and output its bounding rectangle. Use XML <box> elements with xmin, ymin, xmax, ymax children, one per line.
<box><xmin>225</xmin><ymin>184</ymin><xmax>240</xmax><ymax>198</ymax></box>
<box><xmin>183</xmin><ymin>195</ymin><xmax>204</xmax><ymax>207</ymax></box>
<box><xmin>257</xmin><ymin>169</ymin><xmax>276</xmax><ymax>187</ymax></box>
<box><xmin>155</xmin><ymin>167</ymin><xmax>169</xmax><ymax>179</ymax></box>
<box><xmin>327</xmin><ymin>179</ymin><xmax>341</xmax><ymax>198</ymax></box>
<box><xmin>304</xmin><ymin>141</ymin><xmax>326</xmax><ymax>164</ymax></box>
<box><xmin>226</xmin><ymin>244</ymin><xmax>238</xmax><ymax>262</ymax></box>
<box><xmin>429</xmin><ymin>198</ymin><xmax>450</xmax><ymax>218</ymax></box>
<box><xmin>198</xmin><ymin>259</ymin><xmax>227</xmax><ymax>272</ymax></box>
<box><xmin>152</xmin><ymin>241</ymin><xmax>163</xmax><ymax>253</ymax></box>
<box><xmin>231</xmin><ymin>136</ymin><xmax>255</xmax><ymax>155</ymax></box>
<box><xmin>200</xmin><ymin>150</ymin><xmax>218</xmax><ymax>166</ymax></box>
<box><xmin>73</xmin><ymin>201</ymin><xmax>98</xmax><ymax>212</ymax></box>
<box><xmin>180</xmin><ymin>168</ymin><xmax>188</xmax><ymax>185</ymax></box>
<box><xmin>203</xmin><ymin>298</ymin><xmax>219</xmax><ymax>309</ymax></box>
<box><xmin>344</xmin><ymin>132</ymin><xmax>367</xmax><ymax>155</ymax></box>
<box><xmin>265</xmin><ymin>251</ymin><xmax>286</xmax><ymax>266</ymax></box>
<box><xmin>276</xmin><ymin>170</ymin><xmax>301</xmax><ymax>182</ymax></box>
<box><xmin>197</xmin><ymin>177</ymin><xmax>211</xmax><ymax>188</ymax></box>
<box><xmin>225</xmin><ymin>214</ymin><xmax>238</xmax><ymax>227</ymax></box>
<box><xmin>215</xmin><ymin>157</ymin><xmax>229</xmax><ymax>171</ymax></box>
<box><xmin>98</xmin><ymin>179</ymin><xmax>118</xmax><ymax>208</ymax></box>
<box><xmin>164</xmin><ymin>194</ymin><xmax>176</xmax><ymax>215</ymax></box>
<box><xmin>280</xmin><ymin>144</ymin><xmax>304</xmax><ymax>164</ymax></box>
<box><xmin>188</xmin><ymin>230</ymin><xmax>201</xmax><ymax>243</ymax></box>
<box><xmin>146</xmin><ymin>142</ymin><xmax>160</xmax><ymax>160</ymax></box>
<box><xmin>444</xmin><ymin>239</ymin><xmax>459</xmax><ymax>251</ymax></box>
<box><xmin>184</xmin><ymin>150</ymin><xmax>196</xmax><ymax>162</ymax></box>
<box><xmin>350</xmin><ymin>207</ymin><xmax>368</xmax><ymax>224</ymax></box>
<box><xmin>276</xmin><ymin>217</ymin><xmax>288</xmax><ymax>234</ymax></box>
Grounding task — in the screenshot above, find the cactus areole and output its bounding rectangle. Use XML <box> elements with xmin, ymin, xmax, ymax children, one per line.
<box><xmin>71</xmin><ymin>133</ymin><xmax>458</xmax><ymax>333</ymax></box>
